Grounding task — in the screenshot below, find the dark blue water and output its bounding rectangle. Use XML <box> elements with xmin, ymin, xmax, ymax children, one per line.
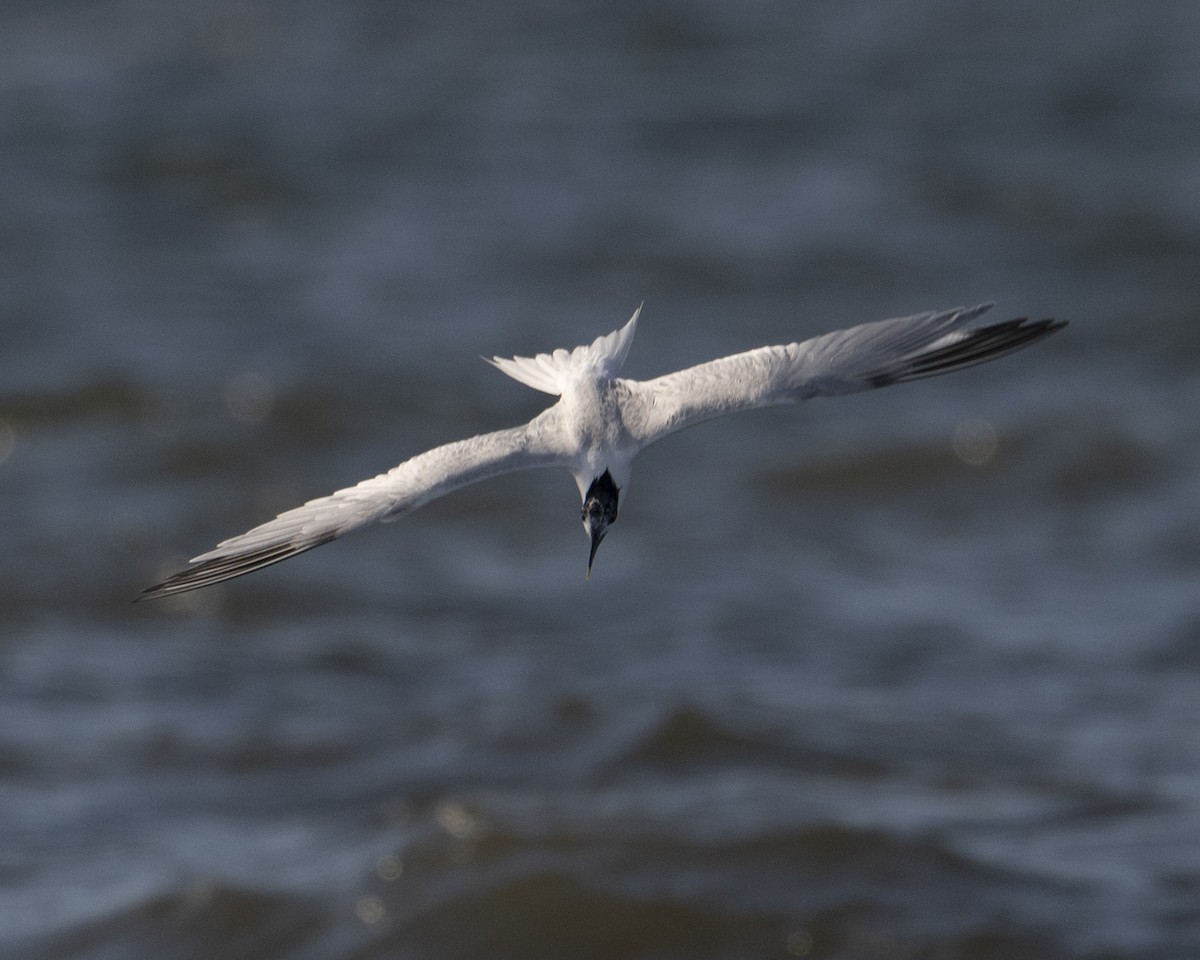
<box><xmin>4</xmin><ymin>1</ymin><xmax>1200</xmax><ymax>957</ymax></box>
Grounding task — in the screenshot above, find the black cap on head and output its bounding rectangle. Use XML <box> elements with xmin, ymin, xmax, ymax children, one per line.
<box><xmin>582</xmin><ymin>470</ymin><xmax>619</xmax><ymax>577</ymax></box>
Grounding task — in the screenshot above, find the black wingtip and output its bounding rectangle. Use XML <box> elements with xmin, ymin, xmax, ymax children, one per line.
<box><xmin>867</xmin><ymin>316</ymin><xmax>1066</xmax><ymax>389</ymax></box>
<box><xmin>136</xmin><ymin>533</ymin><xmax>336</xmax><ymax>602</ymax></box>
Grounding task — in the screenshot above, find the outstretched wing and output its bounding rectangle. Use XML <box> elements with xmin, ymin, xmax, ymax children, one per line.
<box><xmin>624</xmin><ymin>305</ymin><xmax>1065</xmax><ymax>447</ymax></box>
<box><xmin>139</xmin><ymin>412</ymin><xmax>569</xmax><ymax>600</ymax></box>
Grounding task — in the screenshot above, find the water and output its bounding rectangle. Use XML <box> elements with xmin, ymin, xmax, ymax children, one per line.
<box><xmin>3</xmin><ymin>1</ymin><xmax>1200</xmax><ymax>957</ymax></box>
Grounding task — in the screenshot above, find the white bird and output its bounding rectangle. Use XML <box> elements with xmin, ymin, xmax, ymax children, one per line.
<box><xmin>139</xmin><ymin>303</ymin><xmax>1065</xmax><ymax>599</ymax></box>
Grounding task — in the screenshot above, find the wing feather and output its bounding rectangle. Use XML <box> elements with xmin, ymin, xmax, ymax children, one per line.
<box><xmin>139</xmin><ymin>414</ymin><xmax>568</xmax><ymax>600</ymax></box>
<box><xmin>625</xmin><ymin>305</ymin><xmax>1065</xmax><ymax>446</ymax></box>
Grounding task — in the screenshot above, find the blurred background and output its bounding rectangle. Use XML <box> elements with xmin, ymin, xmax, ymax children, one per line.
<box><xmin>3</xmin><ymin>1</ymin><xmax>1199</xmax><ymax>957</ymax></box>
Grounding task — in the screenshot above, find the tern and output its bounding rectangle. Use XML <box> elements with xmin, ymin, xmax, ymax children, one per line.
<box><xmin>140</xmin><ymin>303</ymin><xmax>1064</xmax><ymax>600</ymax></box>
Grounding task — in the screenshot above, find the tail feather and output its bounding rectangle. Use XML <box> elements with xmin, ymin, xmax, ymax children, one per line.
<box><xmin>487</xmin><ymin>305</ymin><xmax>641</xmax><ymax>394</ymax></box>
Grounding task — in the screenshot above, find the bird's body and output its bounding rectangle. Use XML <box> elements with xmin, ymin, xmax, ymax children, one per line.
<box><xmin>140</xmin><ymin>303</ymin><xmax>1065</xmax><ymax>599</ymax></box>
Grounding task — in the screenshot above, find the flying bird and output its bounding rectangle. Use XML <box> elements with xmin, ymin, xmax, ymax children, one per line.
<box><xmin>139</xmin><ymin>303</ymin><xmax>1064</xmax><ymax>599</ymax></box>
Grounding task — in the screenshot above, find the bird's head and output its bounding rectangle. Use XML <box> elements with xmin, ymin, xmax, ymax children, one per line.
<box><xmin>581</xmin><ymin>469</ymin><xmax>620</xmax><ymax>578</ymax></box>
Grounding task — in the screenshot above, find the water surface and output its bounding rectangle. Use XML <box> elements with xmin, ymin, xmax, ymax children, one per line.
<box><xmin>3</xmin><ymin>1</ymin><xmax>1200</xmax><ymax>957</ymax></box>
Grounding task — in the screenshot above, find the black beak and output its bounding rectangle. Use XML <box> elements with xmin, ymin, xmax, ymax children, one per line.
<box><xmin>586</xmin><ymin>526</ymin><xmax>607</xmax><ymax>579</ymax></box>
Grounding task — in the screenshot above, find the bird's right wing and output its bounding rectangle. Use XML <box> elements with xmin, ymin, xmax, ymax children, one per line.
<box><xmin>624</xmin><ymin>305</ymin><xmax>1065</xmax><ymax>447</ymax></box>
<box><xmin>139</xmin><ymin>410</ymin><xmax>569</xmax><ymax>600</ymax></box>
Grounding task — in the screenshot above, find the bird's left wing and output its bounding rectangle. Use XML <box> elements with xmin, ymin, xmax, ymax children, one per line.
<box><xmin>623</xmin><ymin>305</ymin><xmax>1064</xmax><ymax>448</ymax></box>
<box><xmin>139</xmin><ymin>412</ymin><xmax>569</xmax><ymax>600</ymax></box>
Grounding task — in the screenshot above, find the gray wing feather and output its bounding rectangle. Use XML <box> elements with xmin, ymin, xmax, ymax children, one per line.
<box><xmin>139</xmin><ymin>414</ymin><xmax>568</xmax><ymax>600</ymax></box>
<box><xmin>625</xmin><ymin>305</ymin><xmax>1065</xmax><ymax>446</ymax></box>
